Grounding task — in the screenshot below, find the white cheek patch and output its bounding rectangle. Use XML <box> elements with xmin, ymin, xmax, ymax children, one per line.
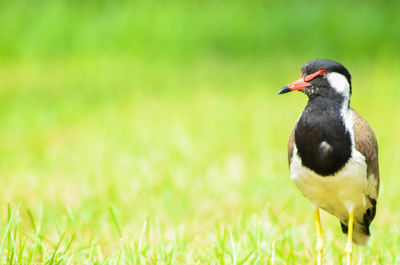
<box><xmin>326</xmin><ymin>72</ymin><xmax>350</xmax><ymax>99</ymax></box>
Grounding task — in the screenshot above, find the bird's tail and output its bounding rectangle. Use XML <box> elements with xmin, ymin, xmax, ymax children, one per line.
<box><xmin>340</xmin><ymin>221</ymin><xmax>370</xmax><ymax>246</ymax></box>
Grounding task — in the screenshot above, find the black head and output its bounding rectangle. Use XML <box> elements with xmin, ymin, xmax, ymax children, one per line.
<box><xmin>301</xmin><ymin>59</ymin><xmax>352</xmax><ymax>93</ymax></box>
<box><xmin>278</xmin><ymin>59</ymin><xmax>352</xmax><ymax>100</ymax></box>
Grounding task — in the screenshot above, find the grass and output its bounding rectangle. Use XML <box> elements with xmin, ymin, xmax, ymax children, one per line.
<box><xmin>0</xmin><ymin>56</ymin><xmax>400</xmax><ymax>264</ymax></box>
<box><xmin>1</xmin><ymin>0</ymin><xmax>400</xmax><ymax>263</ymax></box>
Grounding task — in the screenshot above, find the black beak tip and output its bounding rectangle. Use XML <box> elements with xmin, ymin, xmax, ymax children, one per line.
<box><xmin>277</xmin><ymin>86</ymin><xmax>292</xmax><ymax>95</ymax></box>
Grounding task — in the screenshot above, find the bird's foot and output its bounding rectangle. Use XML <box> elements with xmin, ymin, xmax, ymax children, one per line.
<box><xmin>316</xmin><ymin>237</ymin><xmax>324</xmax><ymax>251</ymax></box>
<box><xmin>316</xmin><ymin>238</ymin><xmax>324</xmax><ymax>265</ymax></box>
<box><xmin>345</xmin><ymin>240</ymin><xmax>352</xmax><ymax>265</ymax></box>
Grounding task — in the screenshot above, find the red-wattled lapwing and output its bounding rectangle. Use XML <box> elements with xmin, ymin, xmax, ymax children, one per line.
<box><xmin>278</xmin><ymin>59</ymin><xmax>379</xmax><ymax>265</ymax></box>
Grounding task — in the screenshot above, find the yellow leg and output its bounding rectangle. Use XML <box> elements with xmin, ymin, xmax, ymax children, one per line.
<box><xmin>314</xmin><ymin>208</ymin><xmax>323</xmax><ymax>265</ymax></box>
<box><xmin>345</xmin><ymin>211</ymin><xmax>354</xmax><ymax>265</ymax></box>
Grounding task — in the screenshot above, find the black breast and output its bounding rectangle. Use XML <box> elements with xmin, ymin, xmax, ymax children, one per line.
<box><xmin>295</xmin><ymin>98</ymin><xmax>352</xmax><ymax>176</ymax></box>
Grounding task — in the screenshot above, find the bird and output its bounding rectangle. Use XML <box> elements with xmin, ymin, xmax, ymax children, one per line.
<box><xmin>277</xmin><ymin>59</ymin><xmax>379</xmax><ymax>265</ymax></box>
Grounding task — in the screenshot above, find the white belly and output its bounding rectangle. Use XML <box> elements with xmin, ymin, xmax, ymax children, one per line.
<box><xmin>290</xmin><ymin>148</ymin><xmax>368</xmax><ymax>222</ymax></box>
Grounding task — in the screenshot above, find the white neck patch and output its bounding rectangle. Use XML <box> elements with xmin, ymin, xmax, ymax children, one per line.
<box><xmin>326</xmin><ymin>72</ymin><xmax>350</xmax><ymax>100</ymax></box>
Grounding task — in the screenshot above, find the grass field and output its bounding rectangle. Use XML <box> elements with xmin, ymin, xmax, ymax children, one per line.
<box><xmin>1</xmin><ymin>57</ymin><xmax>399</xmax><ymax>264</ymax></box>
<box><xmin>1</xmin><ymin>1</ymin><xmax>400</xmax><ymax>264</ymax></box>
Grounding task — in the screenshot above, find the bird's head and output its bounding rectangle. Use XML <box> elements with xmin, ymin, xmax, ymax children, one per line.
<box><xmin>278</xmin><ymin>59</ymin><xmax>352</xmax><ymax>101</ymax></box>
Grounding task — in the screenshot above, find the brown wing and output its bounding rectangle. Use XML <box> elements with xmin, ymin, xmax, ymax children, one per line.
<box><xmin>288</xmin><ymin>123</ymin><xmax>297</xmax><ymax>166</ymax></box>
<box><xmin>351</xmin><ymin>109</ymin><xmax>380</xmax><ymax>195</ymax></box>
<box><xmin>351</xmin><ymin>109</ymin><xmax>379</xmax><ymax>234</ymax></box>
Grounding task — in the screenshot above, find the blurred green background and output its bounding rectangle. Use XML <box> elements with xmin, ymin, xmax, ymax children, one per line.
<box><xmin>1</xmin><ymin>0</ymin><xmax>400</xmax><ymax>264</ymax></box>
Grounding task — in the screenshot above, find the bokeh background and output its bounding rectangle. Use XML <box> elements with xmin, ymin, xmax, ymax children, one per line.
<box><xmin>1</xmin><ymin>0</ymin><xmax>399</xmax><ymax>263</ymax></box>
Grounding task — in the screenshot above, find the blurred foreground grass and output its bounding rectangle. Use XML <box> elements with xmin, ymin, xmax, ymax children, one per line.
<box><xmin>1</xmin><ymin>0</ymin><xmax>400</xmax><ymax>263</ymax></box>
<box><xmin>1</xmin><ymin>57</ymin><xmax>400</xmax><ymax>263</ymax></box>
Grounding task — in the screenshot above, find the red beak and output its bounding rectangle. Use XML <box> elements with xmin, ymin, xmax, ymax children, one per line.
<box><xmin>278</xmin><ymin>70</ymin><xmax>327</xmax><ymax>95</ymax></box>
